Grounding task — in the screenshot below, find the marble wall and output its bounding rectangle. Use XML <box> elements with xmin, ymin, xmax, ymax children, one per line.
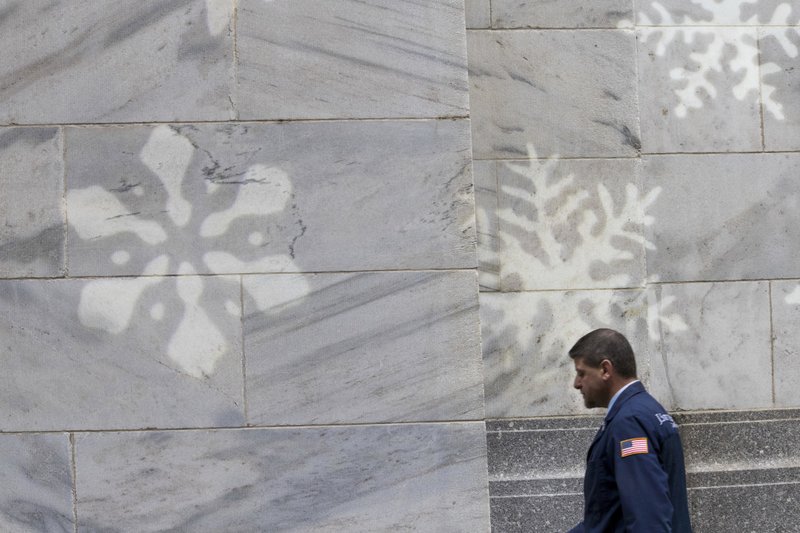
<box><xmin>471</xmin><ymin>0</ymin><xmax>800</xmax><ymax>416</ymax></box>
<box><xmin>3</xmin><ymin>0</ymin><xmax>800</xmax><ymax>531</ymax></box>
<box><xmin>469</xmin><ymin>0</ymin><xmax>800</xmax><ymax>530</ymax></box>
<box><xmin>0</xmin><ymin>1</ymin><xmax>488</xmax><ymax>530</ymax></box>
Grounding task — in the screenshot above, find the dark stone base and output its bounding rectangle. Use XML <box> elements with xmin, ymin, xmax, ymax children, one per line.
<box><xmin>488</xmin><ymin>409</ymin><xmax>800</xmax><ymax>532</ymax></box>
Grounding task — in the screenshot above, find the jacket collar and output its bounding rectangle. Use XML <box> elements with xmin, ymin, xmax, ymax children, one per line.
<box><xmin>604</xmin><ymin>380</ymin><xmax>645</xmax><ymax>422</ymax></box>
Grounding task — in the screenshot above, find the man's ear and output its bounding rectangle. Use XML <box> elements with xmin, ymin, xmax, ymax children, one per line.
<box><xmin>599</xmin><ymin>359</ymin><xmax>613</xmax><ymax>380</ymax></box>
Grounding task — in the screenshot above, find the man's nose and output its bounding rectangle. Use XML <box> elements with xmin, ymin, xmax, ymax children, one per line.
<box><xmin>573</xmin><ymin>377</ymin><xmax>580</xmax><ymax>389</ymax></box>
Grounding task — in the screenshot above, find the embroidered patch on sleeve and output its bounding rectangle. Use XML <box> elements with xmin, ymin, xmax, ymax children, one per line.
<box><xmin>620</xmin><ymin>438</ymin><xmax>649</xmax><ymax>457</ymax></box>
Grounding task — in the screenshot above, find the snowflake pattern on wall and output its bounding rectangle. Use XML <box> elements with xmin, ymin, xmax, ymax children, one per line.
<box><xmin>67</xmin><ymin>125</ymin><xmax>309</xmax><ymax>379</ymax></box>
<box><xmin>486</xmin><ymin>144</ymin><xmax>660</xmax><ymax>291</ymax></box>
<box><xmin>633</xmin><ymin>0</ymin><xmax>799</xmax><ymax>119</ymax></box>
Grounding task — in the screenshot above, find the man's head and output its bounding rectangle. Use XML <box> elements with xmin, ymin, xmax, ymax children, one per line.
<box><xmin>568</xmin><ymin>328</ymin><xmax>637</xmax><ymax>408</ymax></box>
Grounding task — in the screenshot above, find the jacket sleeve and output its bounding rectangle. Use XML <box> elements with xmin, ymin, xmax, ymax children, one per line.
<box><xmin>610</xmin><ymin>416</ymin><xmax>673</xmax><ymax>532</ymax></box>
<box><xmin>567</xmin><ymin>522</ymin><xmax>585</xmax><ymax>533</ymax></box>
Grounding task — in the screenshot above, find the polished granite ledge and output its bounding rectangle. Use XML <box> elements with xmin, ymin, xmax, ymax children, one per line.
<box><xmin>490</xmin><ymin>481</ymin><xmax>800</xmax><ymax>533</ymax></box>
<box><xmin>488</xmin><ymin>409</ymin><xmax>800</xmax><ymax>480</ymax></box>
<box><xmin>487</xmin><ymin>411</ymin><xmax>800</xmax><ymax>531</ymax></box>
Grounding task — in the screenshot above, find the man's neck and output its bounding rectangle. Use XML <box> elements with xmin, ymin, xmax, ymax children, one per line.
<box><xmin>605</xmin><ymin>378</ymin><xmax>638</xmax><ymax>410</ymax></box>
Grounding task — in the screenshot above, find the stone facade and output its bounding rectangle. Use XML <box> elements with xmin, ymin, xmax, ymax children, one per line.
<box><xmin>471</xmin><ymin>0</ymin><xmax>800</xmax><ymax>530</ymax></box>
<box><xmin>1</xmin><ymin>0</ymin><xmax>798</xmax><ymax>531</ymax></box>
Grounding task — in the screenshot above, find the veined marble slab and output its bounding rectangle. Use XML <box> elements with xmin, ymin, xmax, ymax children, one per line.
<box><xmin>480</xmin><ymin>289</ymin><xmax>649</xmax><ymax>418</ymax></box>
<box><xmin>474</xmin><ymin>160</ymin><xmax>500</xmax><ymax>291</ymax></box>
<box><xmin>236</xmin><ymin>0</ymin><xmax>469</xmax><ymax>119</ymax></box>
<box><xmin>243</xmin><ymin>271</ymin><xmax>483</xmax><ymax>425</ymax></box>
<box><xmin>74</xmin><ymin>424</ymin><xmax>490</xmax><ymax>531</ymax></box>
<box><xmin>760</xmin><ymin>28</ymin><xmax>800</xmax><ymax>151</ymax></box>
<box><xmin>772</xmin><ymin>280</ymin><xmax>800</xmax><ymax>407</ymax></box>
<box><xmin>643</xmin><ymin>153</ymin><xmax>800</xmax><ymax>281</ymax></box>
<box><xmin>493</xmin><ymin>158</ymin><xmax>646</xmax><ymax>291</ymax></box>
<box><xmin>637</xmin><ymin>27</ymin><xmax>762</xmax><ymax>152</ymax></box>
<box><xmin>468</xmin><ymin>30</ymin><xmax>639</xmax><ymax>158</ymax></box>
<box><xmin>65</xmin><ymin>120</ymin><xmax>475</xmax><ymax>276</ymax></box>
<box><xmin>0</xmin><ymin>128</ymin><xmax>64</xmax><ymax>277</ymax></box>
<box><xmin>492</xmin><ymin>0</ymin><xmax>633</xmax><ymax>28</ymax></box>
<box><xmin>0</xmin><ymin>433</ymin><xmax>73</xmax><ymax>533</ymax></box>
<box><xmin>0</xmin><ymin>0</ymin><xmax>234</xmax><ymax>124</ymax></box>
<box><xmin>0</xmin><ymin>278</ymin><xmax>244</xmax><ymax>431</ymax></box>
<box><xmin>647</xmin><ymin>282</ymin><xmax>771</xmax><ymax>410</ymax></box>
<box><xmin>635</xmin><ymin>0</ymin><xmax>800</xmax><ymax>26</ymax></box>
<box><xmin>466</xmin><ymin>0</ymin><xmax>491</xmax><ymax>29</ymax></box>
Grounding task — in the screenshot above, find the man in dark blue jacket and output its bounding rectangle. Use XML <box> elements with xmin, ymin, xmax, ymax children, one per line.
<box><xmin>567</xmin><ymin>328</ymin><xmax>692</xmax><ymax>533</ymax></box>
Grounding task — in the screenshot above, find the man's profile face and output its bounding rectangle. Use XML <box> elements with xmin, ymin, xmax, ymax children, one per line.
<box><xmin>573</xmin><ymin>357</ymin><xmax>608</xmax><ymax>409</ymax></box>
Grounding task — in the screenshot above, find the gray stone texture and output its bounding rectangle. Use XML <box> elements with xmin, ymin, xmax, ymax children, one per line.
<box><xmin>236</xmin><ymin>0</ymin><xmax>469</xmax><ymax>120</ymax></box>
<box><xmin>488</xmin><ymin>410</ymin><xmax>800</xmax><ymax>532</ymax></box>
<box><xmin>75</xmin><ymin>423</ymin><xmax>490</xmax><ymax>532</ymax></box>
<box><xmin>493</xmin><ymin>0</ymin><xmax>634</xmax><ymax>28</ymax></box>
<box><xmin>474</xmin><ymin>160</ymin><xmax>500</xmax><ymax>291</ymax></box>
<box><xmin>468</xmin><ymin>29</ymin><xmax>640</xmax><ymax>159</ymax></box>
<box><xmin>643</xmin><ymin>153</ymin><xmax>800</xmax><ymax>282</ymax></box>
<box><xmin>637</xmin><ymin>26</ymin><xmax>762</xmax><ymax>153</ymax></box>
<box><xmin>465</xmin><ymin>0</ymin><xmax>491</xmax><ymax>29</ymax></box>
<box><xmin>773</xmin><ymin>281</ymin><xmax>800</xmax><ymax>407</ymax></box>
<box><xmin>0</xmin><ymin>433</ymin><xmax>73</xmax><ymax>533</ymax></box>
<box><xmin>493</xmin><ymin>158</ymin><xmax>646</xmax><ymax>291</ymax></box>
<box><xmin>0</xmin><ymin>278</ymin><xmax>244</xmax><ymax>431</ymax></box>
<box><xmin>243</xmin><ymin>271</ymin><xmax>484</xmax><ymax>425</ymax></box>
<box><xmin>760</xmin><ymin>28</ymin><xmax>800</xmax><ymax>151</ymax></box>
<box><xmin>480</xmin><ymin>289</ymin><xmax>649</xmax><ymax>418</ymax></box>
<box><xmin>65</xmin><ymin>120</ymin><xmax>476</xmax><ymax>276</ymax></box>
<box><xmin>648</xmin><ymin>282</ymin><xmax>772</xmax><ymax>410</ymax></box>
<box><xmin>0</xmin><ymin>127</ymin><xmax>65</xmax><ymax>277</ymax></box>
<box><xmin>0</xmin><ymin>0</ymin><xmax>234</xmax><ymax>124</ymax></box>
<box><xmin>635</xmin><ymin>0</ymin><xmax>800</xmax><ymax>26</ymax></box>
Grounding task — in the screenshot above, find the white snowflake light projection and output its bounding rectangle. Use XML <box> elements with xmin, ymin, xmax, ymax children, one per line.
<box><xmin>633</xmin><ymin>0</ymin><xmax>799</xmax><ymax>120</ymax></box>
<box><xmin>67</xmin><ymin>125</ymin><xmax>309</xmax><ymax>379</ymax></box>
<box><xmin>491</xmin><ymin>144</ymin><xmax>660</xmax><ymax>290</ymax></box>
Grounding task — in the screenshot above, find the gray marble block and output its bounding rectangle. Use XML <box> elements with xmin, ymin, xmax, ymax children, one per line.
<box><xmin>474</xmin><ymin>160</ymin><xmax>500</xmax><ymax>291</ymax></box>
<box><xmin>481</xmin><ymin>289</ymin><xmax>650</xmax><ymax>418</ymax></box>
<box><xmin>0</xmin><ymin>127</ymin><xmax>65</xmax><ymax>277</ymax></box>
<box><xmin>492</xmin><ymin>0</ymin><xmax>634</xmax><ymax>28</ymax></box>
<box><xmin>760</xmin><ymin>28</ymin><xmax>800</xmax><ymax>151</ymax></box>
<box><xmin>74</xmin><ymin>423</ymin><xmax>490</xmax><ymax>532</ymax></box>
<box><xmin>0</xmin><ymin>278</ymin><xmax>244</xmax><ymax>431</ymax></box>
<box><xmin>772</xmin><ymin>280</ymin><xmax>800</xmax><ymax>407</ymax></box>
<box><xmin>647</xmin><ymin>282</ymin><xmax>772</xmax><ymax>411</ymax></box>
<box><xmin>243</xmin><ymin>271</ymin><xmax>484</xmax><ymax>425</ymax></box>
<box><xmin>493</xmin><ymin>158</ymin><xmax>647</xmax><ymax>291</ymax></box>
<box><xmin>466</xmin><ymin>0</ymin><xmax>491</xmax><ymax>29</ymax></box>
<box><xmin>0</xmin><ymin>0</ymin><xmax>234</xmax><ymax>124</ymax></box>
<box><xmin>643</xmin><ymin>153</ymin><xmax>800</xmax><ymax>282</ymax></box>
<box><xmin>65</xmin><ymin>120</ymin><xmax>475</xmax><ymax>277</ymax></box>
<box><xmin>468</xmin><ymin>30</ymin><xmax>639</xmax><ymax>159</ymax></box>
<box><xmin>637</xmin><ymin>27</ymin><xmax>762</xmax><ymax>153</ymax></box>
<box><xmin>635</xmin><ymin>0</ymin><xmax>800</xmax><ymax>25</ymax></box>
<box><xmin>236</xmin><ymin>0</ymin><xmax>469</xmax><ymax>120</ymax></box>
<box><xmin>0</xmin><ymin>433</ymin><xmax>73</xmax><ymax>533</ymax></box>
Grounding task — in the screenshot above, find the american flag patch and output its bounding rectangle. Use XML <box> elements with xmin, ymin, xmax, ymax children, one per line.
<box><xmin>620</xmin><ymin>438</ymin><xmax>649</xmax><ymax>457</ymax></box>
